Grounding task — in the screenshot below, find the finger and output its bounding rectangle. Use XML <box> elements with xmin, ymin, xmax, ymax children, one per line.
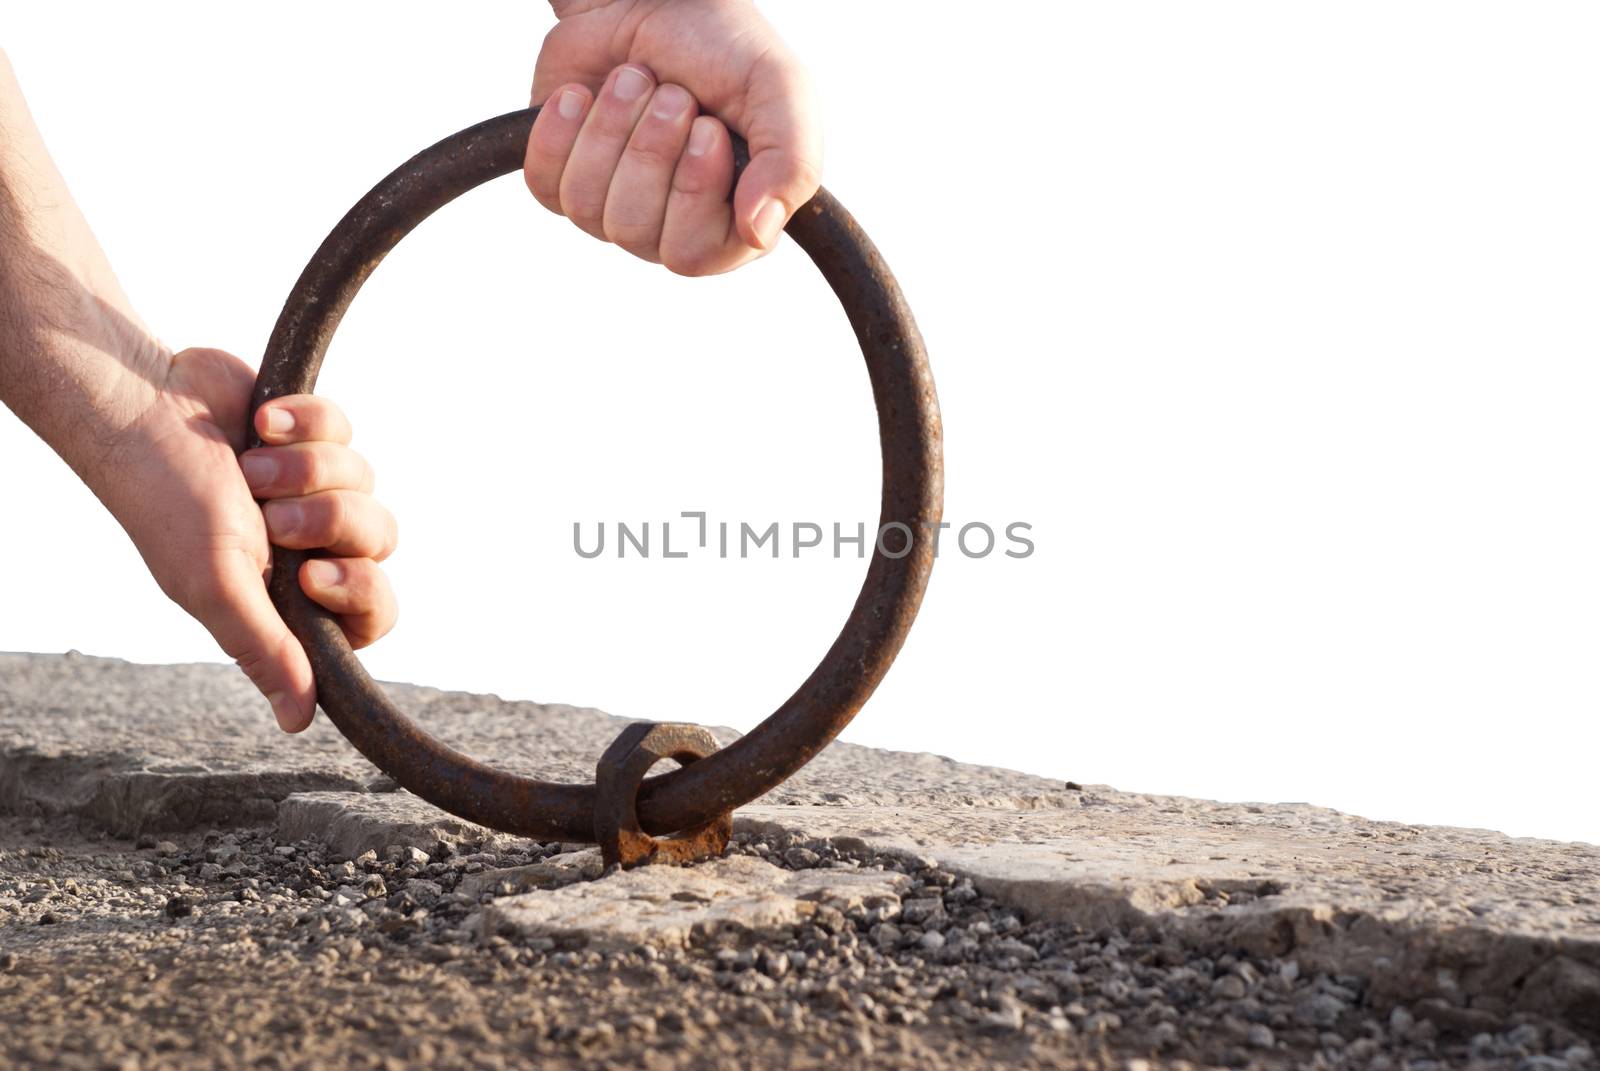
<box><xmin>602</xmin><ymin>82</ymin><xmax>697</xmax><ymax>261</ymax></box>
<box><xmin>300</xmin><ymin>557</ymin><xmax>398</xmax><ymax>650</ymax></box>
<box><xmin>730</xmin><ymin>55</ymin><xmax>823</xmax><ymax>252</ymax></box>
<box><xmin>659</xmin><ymin>116</ymin><xmax>749</xmax><ymax>277</ymax></box>
<box><xmin>559</xmin><ymin>63</ymin><xmax>657</xmax><ymax>240</ymax></box>
<box><xmin>254</xmin><ymin>395</ymin><xmax>354</xmax><ymax>447</ymax></box>
<box><xmin>262</xmin><ymin>489</ymin><xmax>399</xmax><ymax>561</ymax></box>
<box><xmin>524</xmin><ymin>83</ymin><xmax>594</xmax><ymax>215</ymax></box>
<box><xmin>239</xmin><ymin>442</ymin><xmax>374</xmax><ymax>498</ymax></box>
<box><xmin>187</xmin><ymin>552</ymin><xmax>316</xmax><ymax>733</ymax></box>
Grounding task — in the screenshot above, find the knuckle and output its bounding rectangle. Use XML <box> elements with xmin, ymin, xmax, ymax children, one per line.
<box><xmin>327</xmin><ymin>491</ymin><xmax>356</xmax><ymax>539</ymax></box>
<box><xmin>787</xmin><ymin>155</ymin><xmax>823</xmax><ymax>195</ymax></box>
<box><xmin>289</xmin><ymin>448</ymin><xmax>322</xmax><ymax>492</ymax></box>
<box><xmin>672</xmin><ymin>160</ymin><xmax>721</xmax><ymax>198</ymax></box>
<box><xmin>524</xmin><ymin>161</ymin><xmax>562</xmax><ymax>209</ymax></box>
<box><xmin>662</xmin><ymin>246</ymin><xmax>719</xmax><ymax>278</ymax></box>
<box><xmin>623</xmin><ymin>138</ymin><xmax>676</xmax><ymax>173</ymax></box>
<box><xmin>231</xmin><ymin>650</ymin><xmax>273</xmax><ymax>687</ymax></box>
<box><xmin>559</xmin><ymin>184</ymin><xmax>607</xmax><ymax>233</ymax></box>
<box><xmin>379</xmin><ymin>509</ymin><xmax>400</xmax><ymax>559</ymax></box>
<box><xmin>343</xmin><ymin>562</ymin><xmax>378</xmax><ymax>604</ymax></box>
<box><xmin>601</xmin><ymin>209</ymin><xmax>658</xmax><ymax>250</ymax></box>
<box><xmin>307</xmin><ymin>493</ymin><xmax>346</xmax><ymax>545</ymax></box>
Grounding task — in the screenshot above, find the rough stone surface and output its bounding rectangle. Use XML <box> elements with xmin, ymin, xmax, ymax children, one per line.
<box><xmin>0</xmin><ymin>652</ymin><xmax>1067</xmax><ymax>836</ymax></box>
<box><xmin>2</xmin><ymin>814</ymin><xmax>1595</xmax><ymax>1070</ymax></box>
<box><xmin>735</xmin><ymin>801</ymin><xmax>1600</xmax><ymax>1021</ymax></box>
<box><xmin>275</xmin><ymin>790</ymin><xmax>519</xmax><ymax>859</ymax></box>
<box><xmin>5</xmin><ymin>650</ymin><xmax>1600</xmax><ymax>1053</ymax></box>
<box><xmin>480</xmin><ymin>853</ymin><xmax>909</xmax><ymax>949</ymax></box>
<box><xmin>457</xmin><ymin>848</ymin><xmax>606</xmax><ymax>897</ymax></box>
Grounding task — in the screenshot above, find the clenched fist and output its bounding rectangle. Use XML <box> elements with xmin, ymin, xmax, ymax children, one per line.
<box><xmin>526</xmin><ymin>0</ymin><xmax>821</xmax><ymax>275</ymax></box>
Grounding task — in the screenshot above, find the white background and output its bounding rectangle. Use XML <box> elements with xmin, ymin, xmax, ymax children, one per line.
<box><xmin>4</xmin><ymin>3</ymin><xmax>1597</xmax><ymax>843</ymax></box>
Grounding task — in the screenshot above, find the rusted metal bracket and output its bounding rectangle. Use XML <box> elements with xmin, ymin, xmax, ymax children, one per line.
<box><xmin>247</xmin><ymin>107</ymin><xmax>942</xmax><ymax>863</ymax></box>
<box><xmin>594</xmin><ymin>723</ymin><xmax>732</xmax><ymax>868</ymax></box>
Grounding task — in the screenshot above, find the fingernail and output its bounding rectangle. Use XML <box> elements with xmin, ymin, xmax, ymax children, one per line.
<box><xmin>753</xmin><ymin>198</ymin><xmax>786</xmax><ymax>249</ymax></box>
<box><xmin>263</xmin><ymin>500</ymin><xmax>303</xmax><ymax>538</ymax></box>
<box><xmin>267</xmin><ymin>691</ymin><xmax>298</xmax><ymax>731</ymax></box>
<box><xmin>240</xmin><ymin>454</ymin><xmax>278</xmax><ymax>490</ymax></box>
<box><xmin>557</xmin><ymin>88</ymin><xmax>586</xmax><ymax>121</ymax></box>
<box><xmin>304</xmin><ymin>559</ymin><xmax>344</xmax><ymax>588</ymax></box>
<box><xmin>651</xmin><ymin>85</ymin><xmax>691</xmax><ymax>121</ymax></box>
<box><xmin>687</xmin><ymin>118</ymin><xmax>715</xmax><ymax>157</ymax></box>
<box><xmin>612</xmin><ymin>66</ymin><xmax>650</xmax><ymax>102</ymax></box>
<box><xmin>263</xmin><ymin>408</ymin><xmax>295</xmax><ymax>436</ymax></box>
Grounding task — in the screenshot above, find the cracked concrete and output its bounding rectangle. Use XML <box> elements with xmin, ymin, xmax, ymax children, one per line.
<box><xmin>3</xmin><ymin>650</ymin><xmax>1598</xmax><ymax>1039</ymax></box>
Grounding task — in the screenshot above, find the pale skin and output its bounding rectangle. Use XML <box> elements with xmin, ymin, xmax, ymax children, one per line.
<box><xmin>0</xmin><ymin>0</ymin><xmax>816</xmax><ymax>729</ymax></box>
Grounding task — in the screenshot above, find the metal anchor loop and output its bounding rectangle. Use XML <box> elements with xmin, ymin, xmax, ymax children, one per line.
<box><xmin>247</xmin><ymin>107</ymin><xmax>943</xmax><ymax>845</ymax></box>
<box><xmin>594</xmin><ymin>723</ymin><xmax>733</xmax><ymax>868</ymax></box>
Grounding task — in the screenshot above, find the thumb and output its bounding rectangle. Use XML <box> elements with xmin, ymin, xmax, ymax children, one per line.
<box><xmin>730</xmin><ymin>61</ymin><xmax>823</xmax><ymax>253</ymax></box>
<box><xmin>192</xmin><ymin>553</ymin><xmax>317</xmax><ymax>732</ymax></box>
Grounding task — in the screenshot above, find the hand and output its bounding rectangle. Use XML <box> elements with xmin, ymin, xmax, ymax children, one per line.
<box><xmin>525</xmin><ymin>0</ymin><xmax>821</xmax><ymax>275</ymax></box>
<box><xmin>104</xmin><ymin>348</ymin><xmax>398</xmax><ymax>732</ymax></box>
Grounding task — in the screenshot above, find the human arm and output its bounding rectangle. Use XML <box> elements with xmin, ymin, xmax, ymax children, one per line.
<box><xmin>0</xmin><ymin>50</ymin><xmax>397</xmax><ymax>732</ymax></box>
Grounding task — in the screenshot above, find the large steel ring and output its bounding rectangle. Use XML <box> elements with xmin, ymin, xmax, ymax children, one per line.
<box><xmin>248</xmin><ymin>108</ymin><xmax>943</xmax><ymax>843</ymax></box>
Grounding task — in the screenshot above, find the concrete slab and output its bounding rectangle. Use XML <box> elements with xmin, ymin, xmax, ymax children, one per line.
<box><xmin>735</xmin><ymin>803</ymin><xmax>1600</xmax><ymax>1022</ymax></box>
<box><xmin>4</xmin><ymin>650</ymin><xmax>1599</xmax><ymax>1034</ymax></box>
<box><xmin>477</xmin><ymin>854</ymin><xmax>909</xmax><ymax>950</ymax></box>
<box><xmin>0</xmin><ymin>652</ymin><xmax>1068</xmax><ymax>835</ymax></box>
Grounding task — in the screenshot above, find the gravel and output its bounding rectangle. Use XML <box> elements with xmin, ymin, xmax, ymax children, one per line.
<box><xmin>0</xmin><ymin>814</ymin><xmax>1594</xmax><ymax>1070</ymax></box>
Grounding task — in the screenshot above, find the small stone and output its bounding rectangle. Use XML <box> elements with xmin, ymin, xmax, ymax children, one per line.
<box><xmin>900</xmin><ymin>896</ymin><xmax>945</xmax><ymax>925</ymax></box>
<box><xmin>1247</xmin><ymin>1023</ymin><xmax>1275</xmax><ymax>1049</ymax></box>
<box><xmin>387</xmin><ymin>845</ymin><xmax>432</xmax><ymax>870</ymax></box>
<box><xmin>978</xmin><ymin>1006</ymin><xmax>1024</xmax><ymax>1034</ymax></box>
<box><xmin>402</xmin><ymin>879</ymin><xmax>444</xmax><ymax>907</ymax></box>
<box><xmin>1082</xmin><ymin>1012</ymin><xmax>1122</xmax><ymax>1035</ymax></box>
<box><xmin>1507</xmin><ymin>1023</ymin><xmax>1545</xmax><ymax>1051</ymax></box>
<box><xmin>918</xmin><ymin>929</ymin><xmax>946</xmax><ymax>953</ymax></box>
<box><xmin>783</xmin><ymin>847</ymin><xmax>821</xmax><ymax>869</ymax></box>
<box><xmin>1212</xmin><ymin>974</ymin><xmax>1247</xmax><ymax>1000</ymax></box>
<box><xmin>1295</xmin><ymin>993</ymin><xmax>1346</xmax><ymax>1028</ymax></box>
<box><xmin>757</xmin><ymin>950</ymin><xmax>789</xmax><ymax>979</ymax></box>
<box><xmin>988</xmin><ymin>937</ymin><xmax>1038</xmax><ymax>964</ymax></box>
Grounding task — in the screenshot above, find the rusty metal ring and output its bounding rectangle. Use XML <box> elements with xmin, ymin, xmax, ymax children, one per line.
<box><xmin>594</xmin><ymin>723</ymin><xmax>733</xmax><ymax>868</ymax></box>
<box><xmin>248</xmin><ymin>107</ymin><xmax>943</xmax><ymax>843</ymax></box>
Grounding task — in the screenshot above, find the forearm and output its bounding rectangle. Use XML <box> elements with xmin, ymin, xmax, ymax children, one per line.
<box><xmin>0</xmin><ymin>49</ymin><xmax>168</xmax><ymax>488</ymax></box>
